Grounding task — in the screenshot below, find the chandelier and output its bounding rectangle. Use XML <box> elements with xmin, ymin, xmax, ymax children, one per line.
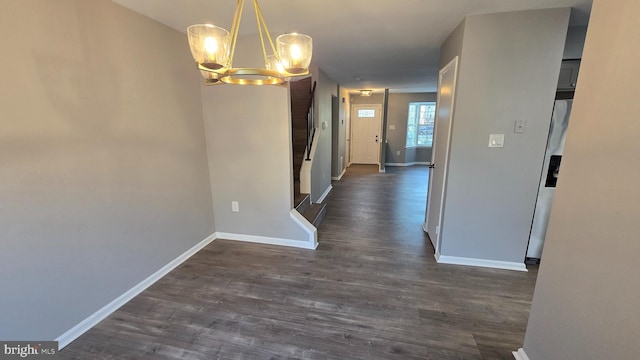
<box><xmin>187</xmin><ymin>0</ymin><xmax>313</xmax><ymax>86</ymax></box>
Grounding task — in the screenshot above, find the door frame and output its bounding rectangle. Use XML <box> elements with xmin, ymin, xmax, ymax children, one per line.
<box><xmin>350</xmin><ymin>104</ymin><xmax>383</xmax><ymax>165</ymax></box>
<box><xmin>424</xmin><ymin>56</ymin><xmax>459</xmax><ymax>255</ymax></box>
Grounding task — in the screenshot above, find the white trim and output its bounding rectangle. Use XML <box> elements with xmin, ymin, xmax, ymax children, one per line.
<box><xmin>385</xmin><ymin>162</ymin><xmax>430</xmax><ymax>167</ymax></box>
<box><xmin>513</xmin><ymin>348</ymin><xmax>530</xmax><ymax>360</ymax></box>
<box><xmin>289</xmin><ymin>210</ymin><xmax>318</xmax><ymax>249</ymax></box>
<box><xmin>215</xmin><ymin>232</ymin><xmax>317</xmax><ymax>250</ymax></box>
<box><xmin>435</xmin><ymin>254</ymin><xmax>528</xmax><ymax>272</ymax></box>
<box><xmin>426</xmin><ymin>56</ymin><xmax>459</xmax><ymax>257</ymax></box>
<box><xmin>434</xmin><ymin>250</ymin><xmax>442</xmax><ymax>262</ymax></box>
<box><xmin>56</xmin><ymin>233</ymin><xmax>217</xmax><ymax>349</ymax></box>
<box><xmin>331</xmin><ymin>168</ymin><xmax>346</xmax><ymax>181</ymax></box>
<box><xmin>316</xmin><ymin>185</ymin><xmax>333</xmax><ymax>203</ymax></box>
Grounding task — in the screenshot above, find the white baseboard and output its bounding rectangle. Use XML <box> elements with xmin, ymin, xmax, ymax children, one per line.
<box><xmin>331</xmin><ymin>169</ymin><xmax>346</xmax><ymax>181</ymax></box>
<box><xmin>56</xmin><ymin>233</ymin><xmax>217</xmax><ymax>349</ymax></box>
<box><xmin>215</xmin><ymin>232</ymin><xmax>317</xmax><ymax>250</ymax></box>
<box><xmin>513</xmin><ymin>348</ymin><xmax>530</xmax><ymax>360</ymax></box>
<box><xmin>55</xmin><ymin>227</ymin><xmax>318</xmax><ymax>349</ymax></box>
<box><xmin>316</xmin><ymin>185</ymin><xmax>333</xmax><ymax>203</ymax></box>
<box><xmin>424</xmin><ymin>223</ymin><xmax>439</xmax><ymax>250</ymax></box>
<box><xmin>289</xmin><ymin>210</ymin><xmax>318</xmax><ymax>249</ymax></box>
<box><xmin>435</xmin><ymin>254</ymin><xmax>528</xmax><ymax>272</ymax></box>
<box><xmin>385</xmin><ymin>162</ymin><xmax>430</xmax><ymax>167</ymax></box>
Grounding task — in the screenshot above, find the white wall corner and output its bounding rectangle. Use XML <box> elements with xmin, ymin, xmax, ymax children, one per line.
<box><xmin>512</xmin><ymin>348</ymin><xmax>530</xmax><ymax>360</ymax></box>
<box><xmin>316</xmin><ymin>185</ymin><xmax>333</xmax><ymax>203</ymax></box>
<box><xmin>56</xmin><ymin>233</ymin><xmax>217</xmax><ymax>349</ymax></box>
<box><xmin>290</xmin><ymin>210</ymin><xmax>318</xmax><ymax>249</ymax></box>
<box><xmin>215</xmin><ymin>231</ymin><xmax>317</xmax><ymax>250</ymax></box>
<box><xmin>422</xmin><ymin>222</ymin><xmax>428</xmax><ymax>233</ymax></box>
<box><xmin>300</xmin><ymin>161</ymin><xmax>311</xmax><ymax>194</ymax></box>
<box><xmin>434</xmin><ymin>250</ymin><xmax>442</xmax><ymax>262</ymax></box>
<box><xmin>436</xmin><ymin>254</ymin><xmax>528</xmax><ymax>272</ymax></box>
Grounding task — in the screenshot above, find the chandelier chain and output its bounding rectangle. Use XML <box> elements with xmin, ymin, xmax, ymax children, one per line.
<box><xmin>228</xmin><ymin>0</ymin><xmax>245</xmax><ymax>69</ymax></box>
<box><xmin>254</xmin><ymin>0</ymin><xmax>280</xmax><ymax>63</ymax></box>
<box><xmin>186</xmin><ymin>0</ymin><xmax>312</xmax><ymax>86</ymax></box>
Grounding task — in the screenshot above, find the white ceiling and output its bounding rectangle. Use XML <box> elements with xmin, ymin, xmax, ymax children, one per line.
<box><xmin>113</xmin><ymin>0</ymin><xmax>592</xmax><ymax>93</ymax></box>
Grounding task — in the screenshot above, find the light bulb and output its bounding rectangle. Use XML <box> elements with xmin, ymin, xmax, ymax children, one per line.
<box><xmin>204</xmin><ymin>37</ymin><xmax>218</xmax><ymax>54</ymax></box>
<box><xmin>290</xmin><ymin>44</ymin><xmax>302</xmax><ymax>60</ymax></box>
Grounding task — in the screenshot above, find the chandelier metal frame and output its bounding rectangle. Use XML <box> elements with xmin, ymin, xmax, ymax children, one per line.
<box><xmin>189</xmin><ymin>0</ymin><xmax>312</xmax><ymax>86</ymax></box>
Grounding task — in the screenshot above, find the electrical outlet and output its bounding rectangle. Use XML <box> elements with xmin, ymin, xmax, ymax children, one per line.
<box><xmin>514</xmin><ymin>120</ymin><xmax>527</xmax><ymax>133</ymax></box>
<box><xmin>231</xmin><ymin>201</ymin><xmax>239</xmax><ymax>212</ymax></box>
<box><xmin>488</xmin><ymin>134</ymin><xmax>505</xmax><ymax>148</ymax></box>
<box><xmin>396</xmin><ymin>150</ymin><xmax>401</xmax><ymax>156</ymax></box>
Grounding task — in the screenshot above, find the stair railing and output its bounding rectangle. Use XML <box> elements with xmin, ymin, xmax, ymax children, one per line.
<box><xmin>305</xmin><ymin>81</ymin><xmax>317</xmax><ymax>161</ymax></box>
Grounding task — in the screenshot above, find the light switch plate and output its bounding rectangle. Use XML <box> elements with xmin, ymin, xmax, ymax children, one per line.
<box><xmin>514</xmin><ymin>120</ymin><xmax>527</xmax><ymax>133</ymax></box>
<box><xmin>389</xmin><ymin>125</ymin><xmax>396</xmax><ymax>130</ymax></box>
<box><xmin>489</xmin><ymin>134</ymin><xmax>505</xmax><ymax>147</ymax></box>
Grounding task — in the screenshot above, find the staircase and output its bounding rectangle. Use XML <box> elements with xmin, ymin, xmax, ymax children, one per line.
<box><xmin>294</xmin><ymin>191</ymin><xmax>327</xmax><ymax>229</ymax></box>
<box><xmin>289</xmin><ymin>77</ymin><xmax>326</xmax><ymax>228</ymax></box>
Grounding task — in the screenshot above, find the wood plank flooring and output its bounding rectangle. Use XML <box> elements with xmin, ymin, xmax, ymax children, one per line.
<box><xmin>60</xmin><ymin>165</ymin><xmax>537</xmax><ymax>359</ymax></box>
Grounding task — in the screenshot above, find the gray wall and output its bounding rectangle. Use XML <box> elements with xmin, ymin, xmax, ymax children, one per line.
<box><xmin>339</xmin><ymin>87</ymin><xmax>351</xmax><ymax>175</ymax></box>
<box><xmin>0</xmin><ymin>0</ymin><xmax>214</xmax><ymax>340</ymax></box>
<box><xmin>200</xmin><ymin>35</ymin><xmax>308</xmax><ymax>242</ymax></box>
<box><xmin>331</xmin><ymin>94</ymin><xmax>340</xmax><ymax>178</ymax></box>
<box><xmin>310</xmin><ymin>68</ymin><xmax>337</xmax><ymax>202</ymax></box>
<box><xmin>385</xmin><ymin>93</ymin><xmax>437</xmax><ymax>164</ymax></box>
<box><xmin>331</xmin><ymin>85</ymin><xmax>348</xmax><ymax>179</ymax></box>
<box><xmin>438</xmin><ymin>8</ymin><xmax>570</xmax><ymax>262</ymax></box>
<box><xmin>440</xmin><ymin>19</ymin><xmax>466</xmax><ymax>69</ymax></box>
<box><xmin>523</xmin><ymin>0</ymin><xmax>640</xmax><ymax>358</ymax></box>
<box><xmin>380</xmin><ymin>90</ymin><xmax>389</xmax><ymax>172</ymax></box>
<box><xmin>563</xmin><ymin>25</ymin><xmax>588</xmax><ymax>59</ymax></box>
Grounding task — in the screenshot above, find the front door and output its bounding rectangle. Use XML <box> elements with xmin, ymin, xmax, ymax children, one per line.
<box><xmin>351</xmin><ymin>104</ymin><xmax>382</xmax><ymax>164</ymax></box>
<box><xmin>425</xmin><ymin>57</ymin><xmax>458</xmax><ymax>254</ymax></box>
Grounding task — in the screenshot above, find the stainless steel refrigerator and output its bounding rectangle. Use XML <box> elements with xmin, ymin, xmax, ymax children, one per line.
<box><xmin>527</xmin><ymin>98</ymin><xmax>572</xmax><ymax>260</ymax></box>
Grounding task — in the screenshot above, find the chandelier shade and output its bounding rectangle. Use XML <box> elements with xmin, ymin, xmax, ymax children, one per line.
<box><xmin>187</xmin><ymin>0</ymin><xmax>312</xmax><ymax>86</ymax></box>
<box><xmin>276</xmin><ymin>33</ymin><xmax>312</xmax><ymax>75</ymax></box>
<box><xmin>187</xmin><ymin>25</ymin><xmax>230</xmax><ymax>71</ymax></box>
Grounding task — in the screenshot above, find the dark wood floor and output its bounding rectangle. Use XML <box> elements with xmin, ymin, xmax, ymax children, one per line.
<box><xmin>60</xmin><ymin>165</ymin><xmax>537</xmax><ymax>359</ymax></box>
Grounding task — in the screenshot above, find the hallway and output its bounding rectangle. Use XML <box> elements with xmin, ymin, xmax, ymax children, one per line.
<box><xmin>60</xmin><ymin>165</ymin><xmax>538</xmax><ymax>359</ymax></box>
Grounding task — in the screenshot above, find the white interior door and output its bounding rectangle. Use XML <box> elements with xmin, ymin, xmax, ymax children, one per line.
<box><xmin>351</xmin><ymin>104</ymin><xmax>382</xmax><ymax>164</ymax></box>
<box><xmin>425</xmin><ymin>57</ymin><xmax>458</xmax><ymax>254</ymax></box>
